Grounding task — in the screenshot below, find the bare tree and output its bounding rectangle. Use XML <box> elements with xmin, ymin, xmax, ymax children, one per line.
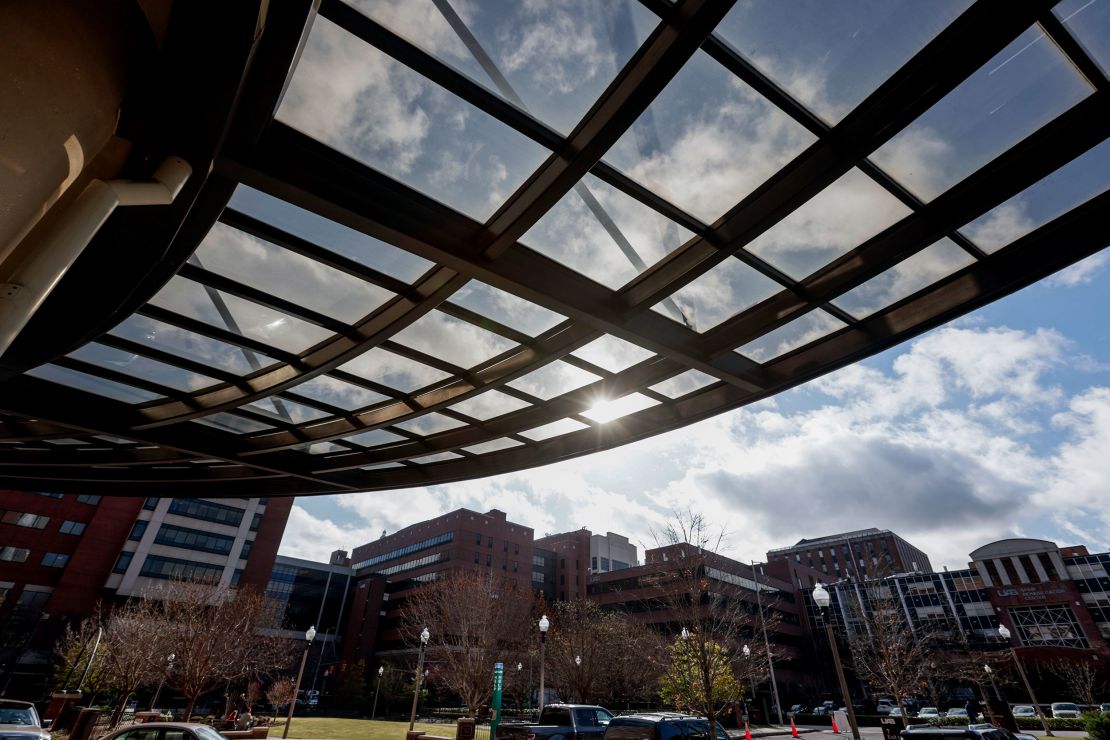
<box><xmin>643</xmin><ymin>510</ymin><xmax>782</xmax><ymax>730</ymax></box>
<box><xmin>841</xmin><ymin>584</ymin><xmax>934</xmax><ymax>727</ymax></box>
<box><xmin>99</xmin><ymin>599</ymin><xmax>166</xmax><ymax>725</ymax></box>
<box><xmin>52</xmin><ymin>609</ymin><xmax>110</xmax><ymax>695</ymax></box>
<box><xmin>1048</xmin><ymin>655</ymin><xmax>1106</xmax><ymax>706</ymax></box>
<box><xmin>266</xmin><ymin>677</ymin><xmax>296</xmax><ymax>717</ymax></box>
<box><xmin>142</xmin><ymin>579</ymin><xmax>291</xmax><ymax>719</ymax></box>
<box><xmin>402</xmin><ymin>570</ymin><xmax>532</xmax><ymax>717</ymax></box>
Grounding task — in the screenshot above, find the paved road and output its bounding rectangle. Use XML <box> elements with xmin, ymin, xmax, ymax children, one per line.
<box><xmin>793</xmin><ymin>729</ymin><xmax>1088</xmax><ymax>739</ymax></box>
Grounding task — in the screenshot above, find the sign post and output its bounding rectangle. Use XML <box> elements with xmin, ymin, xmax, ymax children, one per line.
<box><xmin>490</xmin><ymin>663</ymin><xmax>504</xmax><ymax>740</ymax></box>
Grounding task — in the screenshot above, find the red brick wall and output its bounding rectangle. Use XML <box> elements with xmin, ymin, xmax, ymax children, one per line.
<box><xmin>241</xmin><ymin>496</ymin><xmax>293</xmax><ymax>591</ymax></box>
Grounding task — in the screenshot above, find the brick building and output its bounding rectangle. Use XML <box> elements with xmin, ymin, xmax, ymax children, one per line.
<box><xmin>0</xmin><ymin>490</ymin><xmax>291</xmax><ymax>698</ymax></box>
<box><xmin>766</xmin><ymin>527</ymin><xmax>933</xmax><ymax>586</ymax></box>
<box><xmin>534</xmin><ymin>528</ymin><xmax>591</xmax><ymax>602</ymax></box>
<box><xmin>340</xmin><ymin>508</ymin><xmax>534</xmax><ymax>665</ymax></box>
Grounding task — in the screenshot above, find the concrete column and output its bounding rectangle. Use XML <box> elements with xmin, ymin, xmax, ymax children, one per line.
<box><xmin>992</xmin><ymin>559</ymin><xmax>1012</xmax><ymax>585</ymax></box>
<box><xmin>975</xmin><ymin>561</ymin><xmax>994</xmax><ymax>588</ymax></box>
<box><xmin>1010</xmin><ymin>556</ymin><xmax>1030</xmax><ymax>584</ymax></box>
<box><xmin>1049</xmin><ymin>551</ymin><xmax>1070</xmax><ymax>580</ymax></box>
<box><xmin>1029</xmin><ymin>555</ymin><xmax>1050</xmax><ymax>583</ymax></box>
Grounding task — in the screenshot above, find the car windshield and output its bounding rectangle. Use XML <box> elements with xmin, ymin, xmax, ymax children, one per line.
<box><xmin>1053</xmin><ymin>704</ymin><xmax>1078</xmax><ymax>711</ymax></box>
<box><xmin>0</xmin><ymin>706</ymin><xmax>39</xmax><ymax>726</ymax></box>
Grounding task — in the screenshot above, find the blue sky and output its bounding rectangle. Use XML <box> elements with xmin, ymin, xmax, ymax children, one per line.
<box><xmin>281</xmin><ymin>248</ymin><xmax>1110</xmax><ymax>570</ymax></box>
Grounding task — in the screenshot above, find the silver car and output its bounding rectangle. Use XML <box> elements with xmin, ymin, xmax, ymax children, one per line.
<box><xmin>1011</xmin><ymin>706</ymin><xmax>1036</xmax><ymax>718</ymax></box>
<box><xmin>0</xmin><ymin>700</ymin><xmax>50</xmax><ymax>740</ymax></box>
<box><xmin>99</xmin><ymin>723</ymin><xmax>230</xmax><ymax>740</ymax></box>
<box><xmin>1050</xmin><ymin>703</ymin><xmax>1081</xmax><ymax>719</ymax></box>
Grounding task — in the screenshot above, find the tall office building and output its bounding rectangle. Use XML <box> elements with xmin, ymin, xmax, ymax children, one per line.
<box><xmin>0</xmin><ymin>490</ymin><xmax>292</xmax><ymax>698</ymax></box>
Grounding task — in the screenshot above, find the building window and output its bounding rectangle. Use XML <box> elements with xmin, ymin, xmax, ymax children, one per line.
<box><xmin>601</xmin><ymin>557</ymin><xmax>610</xmax><ymax>570</ymax></box>
<box><xmin>560</xmin><ymin>574</ymin><xmax>565</xmax><ymax>585</ymax></box>
<box><xmin>475</xmin><ymin>533</ymin><xmax>482</xmax><ymax>545</ymax></box>
<box><xmin>144</xmin><ymin>497</ymin><xmax>159</xmax><ymax>510</ymax></box>
<box><xmin>474</xmin><ymin>551</ymin><xmax>480</xmax><ymax>564</ymax></box>
<box><xmin>1</xmin><ymin>510</ymin><xmax>49</xmax><ymax>529</ymax></box>
<box><xmin>59</xmin><ymin>520</ymin><xmax>86</xmax><ymax>535</ymax></box>
<box><xmin>139</xmin><ymin>554</ymin><xmax>224</xmax><ymax>583</ymax></box>
<box><xmin>533</xmin><ymin>554</ymin><xmax>546</xmax><ymax>567</ymax></box>
<box><xmin>41</xmin><ymin>552</ymin><xmax>70</xmax><ymax>568</ymax></box>
<box><xmin>514</xmin><ymin>543</ymin><xmax>520</xmax><ymax>555</ymax></box>
<box><xmin>167</xmin><ymin>498</ymin><xmax>244</xmax><ymax>527</ymax></box>
<box><xmin>502</xmin><ymin>557</ymin><xmax>508</xmax><ymax>570</ymax></box>
<box><xmin>486</xmin><ymin>554</ymin><xmax>492</xmax><ymax>566</ymax></box>
<box><xmin>129</xmin><ymin>520</ymin><xmax>148</xmax><ymax>541</ymax></box>
<box><xmin>533</xmin><ymin>571</ymin><xmax>545</xmax><ymax>583</ymax></box>
<box><xmin>238</xmin><ymin>539</ymin><xmax>253</xmax><ymax>561</ymax></box>
<box><xmin>231</xmin><ymin>568</ymin><xmax>243</xmax><ymax>586</ymax></box>
<box><xmin>351</xmin><ymin>532</ymin><xmax>455</xmax><ymax>570</ymax></box>
<box><xmin>591</xmin><ymin>557</ymin><xmax>598</xmax><ymax>570</ymax></box>
<box><xmin>34</xmin><ymin>492</ymin><xmax>64</xmax><ymax>499</ymax></box>
<box><xmin>250</xmin><ymin>512</ymin><xmax>262</xmax><ymax>531</ymax></box>
<box><xmin>488</xmin><ymin>536</ymin><xmax>494</xmax><ymax>548</ymax></box>
<box><xmin>113</xmin><ymin>551</ymin><xmax>133</xmax><ymax>574</ymax></box>
<box><xmin>154</xmin><ymin>524</ymin><xmax>235</xmax><ymax>556</ymax></box>
<box><xmin>513</xmin><ymin>561</ymin><xmax>518</xmax><ymax>572</ymax></box>
<box><xmin>0</xmin><ymin>546</ymin><xmax>31</xmax><ymax>562</ymax></box>
<box><xmin>76</xmin><ymin>495</ymin><xmax>101</xmax><ymax>505</ymax></box>
<box><xmin>1009</xmin><ymin>605</ymin><xmax>1089</xmax><ymax>648</ymax></box>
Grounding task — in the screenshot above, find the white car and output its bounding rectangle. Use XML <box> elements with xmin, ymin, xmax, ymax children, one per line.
<box><xmin>1011</xmin><ymin>705</ymin><xmax>1037</xmax><ymax>717</ymax></box>
<box><xmin>1051</xmin><ymin>703</ymin><xmax>1081</xmax><ymax>719</ymax></box>
<box><xmin>99</xmin><ymin>723</ymin><xmax>230</xmax><ymax>740</ymax></box>
<box><xmin>0</xmin><ymin>700</ymin><xmax>50</xmax><ymax>740</ymax></box>
<box><xmin>889</xmin><ymin>708</ymin><xmax>903</xmax><ymax>717</ymax></box>
<box><xmin>946</xmin><ymin>708</ymin><xmax>969</xmax><ymax>719</ymax></box>
<box><xmin>917</xmin><ymin>708</ymin><xmax>942</xmax><ymax>719</ymax></box>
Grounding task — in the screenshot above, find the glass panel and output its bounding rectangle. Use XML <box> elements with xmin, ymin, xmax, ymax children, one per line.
<box><xmin>446</xmin><ymin>389</ymin><xmax>531</xmax><ymax>420</ymax></box>
<box><xmin>505</xmin><ymin>360</ymin><xmax>601</xmax><ymax>400</ymax></box>
<box><xmin>412</xmin><ymin>450</ymin><xmax>463</xmax><ymax>464</ymax></box>
<box><xmin>519</xmin><ymin>417</ymin><xmax>590</xmax><ymax>441</ymax></box>
<box><xmin>392</xmin><ymin>413</ymin><xmax>467</xmax><ymax>436</ymax></box>
<box><xmin>461</xmin><ymin>437</ymin><xmax>523</xmax><ymax>455</ymax></box>
<box><xmin>960</xmin><ymin>138</ymin><xmax>1110</xmax><ymax>253</ymax></box>
<box><xmin>291</xmin><ymin>374</ymin><xmax>390</xmax><ymax>411</ymax></box>
<box><xmin>362</xmin><ymin>461</ymin><xmax>405</xmax><ymax>470</ymax></box>
<box><xmin>571</xmin><ymin>335</ymin><xmax>654</xmax><ymax>373</ymax></box>
<box><xmin>450</xmin><ymin>281</ymin><xmax>565</xmax><ymax>337</ymax></box>
<box><xmin>1055</xmin><ymin>0</ymin><xmax>1110</xmax><ymax>75</ymax></box>
<box><xmin>745</xmin><ymin>168</ymin><xmax>912</xmax><ymax>280</ymax></box>
<box><xmin>351</xmin><ymin>0</ymin><xmax>660</xmax><ymax>135</ymax></box>
<box><xmin>649</xmin><ymin>369</ymin><xmax>719</xmax><ymax>399</ymax></box>
<box><xmin>299</xmin><ymin>441</ymin><xmax>351</xmax><ymax>455</ymax></box>
<box><xmin>67</xmin><ymin>343</ymin><xmax>220</xmax><ymax>393</ymax></box>
<box><xmin>390</xmin><ymin>311</ymin><xmax>516</xmax><ymax>369</ymax></box>
<box><xmin>871</xmin><ymin>27</ymin><xmax>1093</xmax><ymax>201</ymax></box>
<box><xmin>194</xmin><ymin>223</ymin><xmax>394</xmax><ymax>324</ymax></box>
<box><xmin>228</xmin><ymin>186</ymin><xmax>433</xmax><ymax>283</ymax></box>
<box><xmin>26</xmin><ymin>364</ymin><xmax>162</xmax><ymax>403</ymax></box>
<box><xmin>735</xmin><ymin>309</ymin><xmax>846</xmax><ymax>362</ymax></box>
<box><xmin>340</xmin><ymin>347</ymin><xmax>451</xmax><ymax>392</ymax></box>
<box><xmin>832</xmin><ymin>238</ymin><xmax>975</xmax><ymax>318</ymax></box>
<box><xmin>277</xmin><ymin>16</ymin><xmax>550</xmax><ymax>221</ymax></box>
<box><xmin>243</xmin><ymin>396</ymin><xmax>333</xmax><ymax>424</ymax></box>
<box><xmin>604</xmin><ymin>50</ymin><xmax>816</xmax><ymax>224</ymax></box>
<box><xmin>653</xmin><ymin>256</ymin><xmax>782</xmax><ymax>332</ymax></box>
<box><xmin>520</xmin><ymin>173</ymin><xmax>694</xmax><ymax>289</ymax></box>
<box><xmin>149</xmin><ymin>276</ymin><xmax>332</xmax><ymax>354</ymax></box>
<box><xmin>715</xmin><ymin>0</ymin><xmax>972</xmax><ymax>124</ymax></box>
<box><xmin>344</xmin><ymin>428</ymin><xmax>406</xmax><ymax>447</ymax></box>
<box><xmin>192</xmin><ymin>412</ymin><xmax>274</xmax><ymax>435</ymax></box>
<box><xmin>581</xmin><ymin>392</ymin><xmax>659</xmax><ymax>423</ymax></box>
<box><xmin>110</xmin><ymin>314</ymin><xmax>277</xmax><ymax>376</ymax></box>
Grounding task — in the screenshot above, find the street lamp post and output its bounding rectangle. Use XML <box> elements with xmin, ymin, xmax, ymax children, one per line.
<box><xmin>983</xmin><ymin>664</ymin><xmax>1002</xmax><ymax>701</ymax></box>
<box><xmin>408</xmin><ymin>627</ymin><xmax>430</xmax><ymax>731</ymax></box>
<box><xmin>372</xmin><ymin>666</ymin><xmax>384</xmax><ymax>720</ymax></box>
<box><xmin>283</xmin><ymin>626</ymin><xmax>316</xmax><ymax>740</ymax></box>
<box><xmin>997</xmin><ymin>625</ymin><xmax>1052</xmax><ymax>736</ymax></box>
<box><xmin>538</xmin><ymin>615</ymin><xmax>550</xmax><ymax>715</ymax></box>
<box><xmin>742</xmin><ymin>645</ymin><xmax>757</xmax><ymax>715</ymax></box>
<box><xmin>812</xmin><ymin>584</ymin><xmax>861</xmax><ymax>740</ymax></box>
<box><xmin>150</xmin><ymin>653</ymin><xmax>176</xmax><ymax>710</ymax></box>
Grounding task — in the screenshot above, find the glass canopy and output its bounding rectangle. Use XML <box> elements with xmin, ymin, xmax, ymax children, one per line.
<box><xmin>0</xmin><ymin>0</ymin><xmax>1106</xmax><ymax>497</ymax></box>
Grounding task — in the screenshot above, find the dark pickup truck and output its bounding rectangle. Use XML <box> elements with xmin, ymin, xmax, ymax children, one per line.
<box><xmin>498</xmin><ymin>704</ymin><xmax>614</xmax><ymax>740</ymax></box>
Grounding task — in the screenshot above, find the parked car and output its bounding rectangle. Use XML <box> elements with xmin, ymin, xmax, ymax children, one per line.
<box><xmin>1010</xmin><ymin>706</ymin><xmax>1036</xmax><ymax>718</ymax></box>
<box><xmin>0</xmin><ymin>700</ymin><xmax>50</xmax><ymax>740</ymax></box>
<box><xmin>890</xmin><ymin>708</ymin><xmax>904</xmax><ymax>717</ymax></box>
<box><xmin>901</xmin><ymin>725</ymin><xmax>1035</xmax><ymax>740</ymax></box>
<box><xmin>99</xmin><ymin>723</ymin><xmax>230</xmax><ymax>740</ymax></box>
<box><xmin>499</xmin><ymin>704</ymin><xmax>614</xmax><ymax>740</ymax></box>
<box><xmin>917</xmin><ymin>708</ymin><xmax>942</xmax><ymax>719</ymax></box>
<box><xmin>1050</xmin><ymin>703</ymin><xmax>1081</xmax><ymax>719</ymax></box>
<box><xmin>945</xmin><ymin>709</ymin><xmax>969</xmax><ymax>720</ymax></box>
<box><xmin>602</xmin><ymin>713</ymin><xmax>729</xmax><ymax>740</ymax></box>
<box><xmin>877</xmin><ymin>700</ymin><xmax>897</xmax><ymax>714</ymax></box>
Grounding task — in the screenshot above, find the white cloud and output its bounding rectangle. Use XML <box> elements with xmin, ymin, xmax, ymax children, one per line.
<box><xmin>1046</xmin><ymin>251</ymin><xmax>1110</xmax><ymax>288</ymax></box>
<box><xmin>282</xmin><ymin>324</ymin><xmax>1110</xmax><ymax>570</ymax></box>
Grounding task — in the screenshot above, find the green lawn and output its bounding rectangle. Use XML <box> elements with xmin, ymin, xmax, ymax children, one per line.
<box><xmin>282</xmin><ymin>717</ymin><xmax>458</xmax><ymax>740</ymax></box>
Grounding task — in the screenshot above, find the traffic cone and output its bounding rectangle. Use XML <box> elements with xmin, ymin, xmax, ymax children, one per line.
<box><xmin>745</xmin><ymin>722</ymin><xmax>752</xmax><ymax>740</ymax></box>
<box><xmin>831</xmin><ymin>717</ymin><xmax>840</xmax><ymax>734</ymax></box>
<box><xmin>791</xmin><ymin>718</ymin><xmax>799</xmax><ymax>738</ymax></box>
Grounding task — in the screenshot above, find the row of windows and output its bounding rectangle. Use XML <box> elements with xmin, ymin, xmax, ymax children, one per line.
<box><xmin>1</xmin><ymin>510</ymin><xmax>49</xmax><ymax>529</ymax></box>
<box><xmin>139</xmin><ymin>554</ymin><xmax>224</xmax><ymax>583</ymax></box>
<box><xmin>29</xmin><ymin>493</ymin><xmax>98</xmax><ymax>504</ymax></box>
<box><xmin>374</xmin><ymin>551</ymin><xmax>446</xmax><ymax>577</ymax></box>
<box><xmin>155</xmin><ymin>523</ymin><xmax>236</xmax><ymax>556</ymax></box>
<box><xmin>353</xmin><ymin>532</ymin><xmax>454</xmax><ymax>570</ymax></box>
<box><xmin>168</xmin><ymin>498</ymin><xmax>245</xmax><ymax>527</ymax></box>
<box><xmin>472</xmin><ymin>551</ymin><xmax>520</xmax><ymax>571</ymax></box>
<box><xmin>0</xmin><ymin>548</ymin><xmax>65</xmax><ymax>572</ymax></box>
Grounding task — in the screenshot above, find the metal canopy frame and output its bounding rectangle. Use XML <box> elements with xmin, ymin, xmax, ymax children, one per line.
<box><xmin>0</xmin><ymin>0</ymin><xmax>1106</xmax><ymax>497</ymax></box>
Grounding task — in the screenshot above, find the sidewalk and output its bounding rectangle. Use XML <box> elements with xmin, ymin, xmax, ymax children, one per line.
<box><xmin>727</xmin><ymin>727</ymin><xmax>821</xmax><ymax>738</ymax></box>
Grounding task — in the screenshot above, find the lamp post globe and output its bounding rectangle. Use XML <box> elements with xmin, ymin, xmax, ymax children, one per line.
<box><xmin>997</xmin><ymin>624</ymin><xmax>1011</xmax><ymax>640</ymax></box>
<box><xmin>680</xmin><ymin>627</ymin><xmax>690</xmax><ymax>640</ymax></box>
<box><xmin>539</xmin><ymin>615</ymin><xmax>549</xmax><ymax>634</ymax></box>
<box><xmin>306</xmin><ymin>626</ymin><xmax>316</xmax><ymax>642</ymax></box>
<box><xmin>575</xmin><ymin>655</ymin><xmax>581</xmax><ymax>667</ymax></box>
<box><xmin>812</xmin><ymin>582</ymin><xmax>830</xmax><ymax>608</ymax></box>
<box><xmin>421</xmin><ymin>627</ymin><xmax>430</xmax><ymax>644</ymax></box>
<box><xmin>379</xmin><ymin>666</ymin><xmax>385</xmax><ymax>677</ymax></box>
<box><xmin>743</xmin><ymin>645</ymin><xmax>751</xmax><ymax>657</ymax></box>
